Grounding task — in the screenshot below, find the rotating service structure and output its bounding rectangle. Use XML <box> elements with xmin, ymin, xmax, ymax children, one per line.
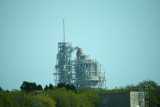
<box><xmin>75</xmin><ymin>54</ymin><xmax>106</xmax><ymax>88</ymax></box>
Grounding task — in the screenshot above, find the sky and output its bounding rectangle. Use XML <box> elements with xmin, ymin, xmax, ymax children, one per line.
<box><xmin>0</xmin><ymin>0</ymin><xmax>160</xmax><ymax>90</ymax></box>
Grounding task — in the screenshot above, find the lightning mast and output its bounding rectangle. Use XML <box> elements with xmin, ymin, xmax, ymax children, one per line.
<box><xmin>63</xmin><ymin>19</ymin><xmax>66</xmax><ymax>42</ymax></box>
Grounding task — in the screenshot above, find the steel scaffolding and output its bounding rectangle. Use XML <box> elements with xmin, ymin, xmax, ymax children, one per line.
<box><xmin>74</xmin><ymin>55</ymin><xmax>106</xmax><ymax>88</ymax></box>
<box><xmin>54</xmin><ymin>42</ymin><xmax>78</xmax><ymax>84</ymax></box>
<box><xmin>54</xmin><ymin>41</ymin><xmax>106</xmax><ymax>89</ymax></box>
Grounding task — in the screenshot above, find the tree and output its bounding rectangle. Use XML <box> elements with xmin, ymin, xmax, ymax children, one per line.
<box><xmin>0</xmin><ymin>87</ymin><xmax>2</xmax><ymax>91</ymax></box>
<box><xmin>56</xmin><ymin>83</ymin><xmax>76</xmax><ymax>91</ymax></box>
<box><xmin>44</xmin><ymin>85</ymin><xmax>49</xmax><ymax>91</ymax></box>
<box><xmin>78</xmin><ymin>87</ymin><xmax>100</xmax><ymax>107</ymax></box>
<box><xmin>66</xmin><ymin>84</ymin><xmax>76</xmax><ymax>91</ymax></box>
<box><xmin>57</xmin><ymin>83</ymin><xmax>66</xmax><ymax>88</ymax></box>
<box><xmin>20</xmin><ymin>81</ymin><xmax>42</xmax><ymax>92</ymax></box>
<box><xmin>0</xmin><ymin>90</ymin><xmax>14</xmax><ymax>107</ymax></box>
<box><xmin>49</xmin><ymin>84</ymin><xmax>54</xmax><ymax>90</ymax></box>
<box><xmin>37</xmin><ymin>85</ymin><xmax>43</xmax><ymax>90</ymax></box>
<box><xmin>138</xmin><ymin>80</ymin><xmax>160</xmax><ymax>107</ymax></box>
<box><xmin>46</xmin><ymin>88</ymin><xmax>86</xmax><ymax>107</ymax></box>
<box><xmin>44</xmin><ymin>84</ymin><xmax>54</xmax><ymax>90</ymax></box>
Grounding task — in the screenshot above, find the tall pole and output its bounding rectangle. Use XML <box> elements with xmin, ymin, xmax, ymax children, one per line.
<box><xmin>63</xmin><ymin>19</ymin><xmax>66</xmax><ymax>42</ymax></box>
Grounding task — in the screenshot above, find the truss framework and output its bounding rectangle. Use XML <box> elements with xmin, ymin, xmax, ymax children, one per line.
<box><xmin>54</xmin><ymin>42</ymin><xmax>106</xmax><ymax>89</ymax></box>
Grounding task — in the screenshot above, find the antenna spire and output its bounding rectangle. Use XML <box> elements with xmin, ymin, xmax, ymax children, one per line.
<box><xmin>63</xmin><ymin>19</ymin><xmax>66</xmax><ymax>42</ymax></box>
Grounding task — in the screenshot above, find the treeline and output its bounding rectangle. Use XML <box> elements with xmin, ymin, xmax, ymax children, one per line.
<box><xmin>20</xmin><ymin>81</ymin><xmax>77</xmax><ymax>92</ymax></box>
<box><xmin>0</xmin><ymin>82</ymin><xmax>99</xmax><ymax>107</ymax></box>
<box><xmin>0</xmin><ymin>80</ymin><xmax>160</xmax><ymax>107</ymax></box>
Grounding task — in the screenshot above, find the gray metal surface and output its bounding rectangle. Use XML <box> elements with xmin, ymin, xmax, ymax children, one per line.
<box><xmin>100</xmin><ymin>91</ymin><xmax>145</xmax><ymax>107</ymax></box>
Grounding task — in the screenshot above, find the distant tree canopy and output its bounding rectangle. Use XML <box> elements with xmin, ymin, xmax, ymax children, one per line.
<box><xmin>20</xmin><ymin>81</ymin><xmax>43</xmax><ymax>92</ymax></box>
<box><xmin>0</xmin><ymin>90</ymin><xmax>56</xmax><ymax>107</ymax></box>
<box><xmin>56</xmin><ymin>83</ymin><xmax>76</xmax><ymax>91</ymax></box>
<box><xmin>138</xmin><ymin>80</ymin><xmax>160</xmax><ymax>107</ymax></box>
<box><xmin>44</xmin><ymin>84</ymin><xmax>54</xmax><ymax>90</ymax></box>
<box><xmin>0</xmin><ymin>80</ymin><xmax>160</xmax><ymax>107</ymax></box>
<box><xmin>44</xmin><ymin>83</ymin><xmax>77</xmax><ymax>91</ymax></box>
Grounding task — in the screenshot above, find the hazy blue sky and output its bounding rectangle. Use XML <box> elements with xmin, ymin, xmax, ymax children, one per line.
<box><xmin>0</xmin><ymin>0</ymin><xmax>160</xmax><ymax>90</ymax></box>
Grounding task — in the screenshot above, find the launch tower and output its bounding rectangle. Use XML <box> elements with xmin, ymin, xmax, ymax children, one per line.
<box><xmin>54</xmin><ymin>20</ymin><xmax>106</xmax><ymax>88</ymax></box>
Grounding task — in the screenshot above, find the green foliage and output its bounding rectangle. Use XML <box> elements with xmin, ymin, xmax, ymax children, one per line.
<box><xmin>46</xmin><ymin>88</ymin><xmax>81</xmax><ymax>107</ymax></box>
<box><xmin>20</xmin><ymin>81</ymin><xmax>43</xmax><ymax>92</ymax></box>
<box><xmin>0</xmin><ymin>90</ymin><xmax>56</xmax><ymax>107</ymax></box>
<box><xmin>0</xmin><ymin>90</ymin><xmax>14</xmax><ymax>107</ymax></box>
<box><xmin>44</xmin><ymin>84</ymin><xmax>54</xmax><ymax>90</ymax></box>
<box><xmin>1</xmin><ymin>80</ymin><xmax>160</xmax><ymax>107</ymax></box>
<box><xmin>48</xmin><ymin>84</ymin><xmax>54</xmax><ymax>90</ymax></box>
<box><xmin>44</xmin><ymin>85</ymin><xmax>49</xmax><ymax>91</ymax></box>
<box><xmin>138</xmin><ymin>80</ymin><xmax>160</xmax><ymax>107</ymax></box>
<box><xmin>56</xmin><ymin>83</ymin><xmax>77</xmax><ymax>91</ymax></box>
<box><xmin>78</xmin><ymin>88</ymin><xmax>100</xmax><ymax>107</ymax></box>
<box><xmin>45</xmin><ymin>87</ymin><xmax>100</xmax><ymax>107</ymax></box>
<box><xmin>37</xmin><ymin>85</ymin><xmax>43</xmax><ymax>90</ymax></box>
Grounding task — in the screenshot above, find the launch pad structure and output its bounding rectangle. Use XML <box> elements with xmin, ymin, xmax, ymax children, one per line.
<box><xmin>54</xmin><ymin>20</ymin><xmax>106</xmax><ymax>89</ymax></box>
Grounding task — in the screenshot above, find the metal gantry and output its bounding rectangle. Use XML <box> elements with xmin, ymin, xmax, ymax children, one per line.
<box><xmin>74</xmin><ymin>55</ymin><xmax>106</xmax><ymax>88</ymax></box>
<box><xmin>54</xmin><ymin>41</ymin><xmax>78</xmax><ymax>84</ymax></box>
<box><xmin>54</xmin><ymin>20</ymin><xmax>106</xmax><ymax>88</ymax></box>
<box><xmin>54</xmin><ymin>41</ymin><xmax>106</xmax><ymax>89</ymax></box>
